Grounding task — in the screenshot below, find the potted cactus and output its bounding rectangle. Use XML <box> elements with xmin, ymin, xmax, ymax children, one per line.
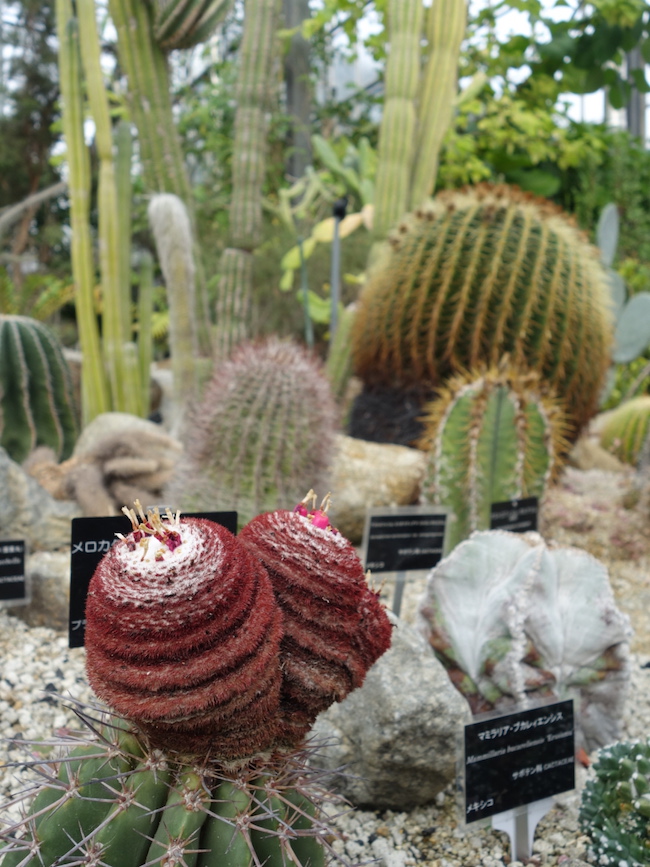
<box><xmin>0</xmin><ymin>496</ymin><xmax>392</xmax><ymax>866</ymax></box>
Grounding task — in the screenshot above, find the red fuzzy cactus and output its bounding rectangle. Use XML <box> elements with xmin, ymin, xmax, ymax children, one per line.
<box><xmin>85</xmin><ymin>496</ymin><xmax>392</xmax><ymax>761</ymax></box>
<box><xmin>85</xmin><ymin>506</ymin><xmax>284</xmax><ymax>758</ymax></box>
<box><xmin>239</xmin><ymin>491</ymin><xmax>393</xmax><ymax>745</ymax></box>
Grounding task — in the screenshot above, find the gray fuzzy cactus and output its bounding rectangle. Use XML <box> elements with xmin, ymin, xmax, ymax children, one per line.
<box><xmin>579</xmin><ymin>738</ymin><xmax>650</xmax><ymax>867</ymax></box>
<box><xmin>417</xmin><ymin>529</ymin><xmax>632</xmax><ymax>753</ymax></box>
<box><xmin>0</xmin><ymin>314</ymin><xmax>78</xmax><ymax>463</ymax></box>
<box><xmin>168</xmin><ymin>338</ymin><xmax>339</xmax><ymax>527</ymax></box>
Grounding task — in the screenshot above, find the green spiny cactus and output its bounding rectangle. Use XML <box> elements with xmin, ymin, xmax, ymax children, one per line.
<box><xmin>353</xmin><ymin>183</ymin><xmax>614</xmax><ymax>437</ymax></box>
<box><xmin>579</xmin><ymin>738</ymin><xmax>650</xmax><ymax>867</ymax></box>
<box><xmin>600</xmin><ymin>395</ymin><xmax>650</xmax><ymax>465</ymax></box>
<box><xmin>0</xmin><ymin>501</ymin><xmax>391</xmax><ymax>867</ymax></box>
<box><xmin>152</xmin><ymin>0</ymin><xmax>234</xmax><ymax>50</ymax></box>
<box><xmin>0</xmin><ymin>314</ymin><xmax>78</xmax><ymax>463</ymax></box>
<box><xmin>417</xmin><ymin>365</ymin><xmax>569</xmax><ymax>552</ymax></box>
<box><xmin>417</xmin><ymin>529</ymin><xmax>632</xmax><ymax>753</ymax></box>
<box><xmin>168</xmin><ymin>338</ymin><xmax>338</xmax><ymax>527</ymax></box>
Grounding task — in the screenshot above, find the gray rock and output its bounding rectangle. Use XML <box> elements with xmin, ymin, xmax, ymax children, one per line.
<box><xmin>311</xmin><ymin>614</ymin><xmax>470</xmax><ymax>810</ymax></box>
<box><xmin>0</xmin><ymin>447</ymin><xmax>80</xmax><ymax>552</ymax></box>
<box><xmin>11</xmin><ymin>551</ymin><xmax>70</xmax><ymax>631</ymax></box>
<box><xmin>329</xmin><ymin>435</ymin><xmax>426</xmax><ymax>544</ymax></box>
<box><xmin>73</xmin><ymin>412</ymin><xmax>181</xmax><ymax>457</ymax></box>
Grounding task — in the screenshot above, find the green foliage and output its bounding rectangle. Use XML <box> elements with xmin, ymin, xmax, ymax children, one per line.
<box><xmin>352</xmin><ymin>184</ymin><xmax>614</xmax><ymax>437</ymax></box>
<box><xmin>0</xmin><ymin>314</ymin><xmax>79</xmax><ymax>463</ymax></box>
<box><xmin>580</xmin><ymin>738</ymin><xmax>650</xmax><ymax>867</ymax></box>
<box><xmin>418</xmin><ymin>366</ymin><xmax>568</xmax><ymax>552</ymax></box>
<box><xmin>0</xmin><ymin>271</ymin><xmax>74</xmax><ymax>322</ymax></box>
<box><xmin>170</xmin><ymin>337</ymin><xmax>339</xmax><ymax>527</ymax></box>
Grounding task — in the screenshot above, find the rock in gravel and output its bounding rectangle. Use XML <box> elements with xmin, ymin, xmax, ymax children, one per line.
<box><xmin>312</xmin><ymin>614</ymin><xmax>470</xmax><ymax>810</ymax></box>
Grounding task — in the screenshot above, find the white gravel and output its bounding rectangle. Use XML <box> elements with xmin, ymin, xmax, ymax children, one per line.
<box><xmin>1</xmin><ymin>606</ymin><xmax>649</xmax><ymax>867</ymax></box>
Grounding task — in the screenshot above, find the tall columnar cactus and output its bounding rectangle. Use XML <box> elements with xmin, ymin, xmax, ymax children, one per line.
<box><xmin>599</xmin><ymin>395</ymin><xmax>650</xmax><ymax>466</ymax></box>
<box><xmin>0</xmin><ymin>314</ymin><xmax>78</xmax><ymax>463</ymax></box>
<box><xmin>417</xmin><ymin>529</ymin><xmax>632</xmax><ymax>753</ymax></box>
<box><xmin>579</xmin><ymin>737</ymin><xmax>650</xmax><ymax>867</ymax></box>
<box><xmin>169</xmin><ymin>338</ymin><xmax>338</xmax><ymax>527</ymax></box>
<box><xmin>152</xmin><ymin>0</ymin><xmax>233</xmax><ymax>50</ymax></box>
<box><xmin>417</xmin><ymin>365</ymin><xmax>570</xmax><ymax>552</ymax></box>
<box><xmin>0</xmin><ymin>500</ymin><xmax>392</xmax><ymax>866</ymax></box>
<box><xmin>352</xmin><ymin>184</ymin><xmax>614</xmax><ymax>436</ymax></box>
<box><xmin>214</xmin><ymin>0</ymin><xmax>282</xmax><ymax>358</ymax></box>
<box><xmin>372</xmin><ymin>0</ymin><xmax>467</xmax><ymax>240</ymax></box>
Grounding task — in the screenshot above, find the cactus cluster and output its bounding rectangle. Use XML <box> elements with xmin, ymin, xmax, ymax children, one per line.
<box><xmin>417</xmin><ymin>530</ymin><xmax>631</xmax><ymax>752</ymax></box>
<box><xmin>417</xmin><ymin>365</ymin><xmax>570</xmax><ymax>551</ymax></box>
<box><xmin>169</xmin><ymin>338</ymin><xmax>338</xmax><ymax>528</ymax></box>
<box><xmin>0</xmin><ymin>314</ymin><xmax>78</xmax><ymax>463</ymax></box>
<box><xmin>352</xmin><ymin>183</ymin><xmax>614</xmax><ymax>437</ymax></box>
<box><xmin>579</xmin><ymin>738</ymin><xmax>650</xmax><ymax>867</ymax></box>
<box><xmin>1</xmin><ymin>497</ymin><xmax>392</xmax><ymax>866</ymax></box>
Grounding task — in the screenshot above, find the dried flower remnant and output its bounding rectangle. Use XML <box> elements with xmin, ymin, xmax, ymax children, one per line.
<box><xmin>239</xmin><ymin>491</ymin><xmax>393</xmax><ymax>745</ymax></box>
<box><xmin>85</xmin><ymin>502</ymin><xmax>284</xmax><ymax>759</ymax></box>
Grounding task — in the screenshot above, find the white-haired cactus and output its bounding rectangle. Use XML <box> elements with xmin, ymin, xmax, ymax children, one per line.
<box><xmin>0</xmin><ymin>314</ymin><xmax>78</xmax><ymax>463</ymax></box>
<box><xmin>579</xmin><ymin>738</ymin><xmax>650</xmax><ymax>867</ymax></box>
<box><xmin>417</xmin><ymin>365</ymin><xmax>569</xmax><ymax>552</ymax></box>
<box><xmin>417</xmin><ymin>530</ymin><xmax>632</xmax><ymax>752</ymax></box>
<box><xmin>0</xmin><ymin>498</ymin><xmax>392</xmax><ymax>866</ymax></box>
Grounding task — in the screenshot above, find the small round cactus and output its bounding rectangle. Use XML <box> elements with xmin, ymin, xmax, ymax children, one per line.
<box><xmin>599</xmin><ymin>395</ymin><xmax>650</xmax><ymax>466</ymax></box>
<box><xmin>580</xmin><ymin>737</ymin><xmax>650</xmax><ymax>867</ymax></box>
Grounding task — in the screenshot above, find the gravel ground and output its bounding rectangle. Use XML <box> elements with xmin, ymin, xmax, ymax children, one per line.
<box><xmin>0</xmin><ymin>605</ymin><xmax>648</xmax><ymax>867</ymax></box>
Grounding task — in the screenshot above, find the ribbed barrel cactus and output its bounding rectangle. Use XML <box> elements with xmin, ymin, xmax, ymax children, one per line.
<box><xmin>599</xmin><ymin>395</ymin><xmax>650</xmax><ymax>466</ymax></box>
<box><xmin>579</xmin><ymin>737</ymin><xmax>650</xmax><ymax>867</ymax></box>
<box><xmin>352</xmin><ymin>183</ymin><xmax>614</xmax><ymax>437</ymax></box>
<box><xmin>417</xmin><ymin>529</ymin><xmax>632</xmax><ymax>753</ymax></box>
<box><xmin>0</xmin><ymin>498</ymin><xmax>392</xmax><ymax>866</ymax></box>
<box><xmin>168</xmin><ymin>338</ymin><xmax>338</xmax><ymax>527</ymax></box>
<box><xmin>0</xmin><ymin>314</ymin><xmax>78</xmax><ymax>463</ymax></box>
<box><xmin>417</xmin><ymin>365</ymin><xmax>569</xmax><ymax>551</ymax></box>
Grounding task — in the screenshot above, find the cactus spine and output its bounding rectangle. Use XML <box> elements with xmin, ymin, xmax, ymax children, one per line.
<box><xmin>0</xmin><ymin>500</ymin><xmax>391</xmax><ymax>867</ymax></box>
<box><xmin>169</xmin><ymin>338</ymin><xmax>338</xmax><ymax>527</ymax></box>
<box><xmin>599</xmin><ymin>395</ymin><xmax>650</xmax><ymax>465</ymax></box>
<box><xmin>353</xmin><ymin>184</ymin><xmax>614</xmax><ymax>436</ymax></box>
<box><xmin>417</xmin><ymin>365</ymin><xmax>569</xmax><ymax>551</ymax></box>
<box><xmin>0</xmin><ymin>314</ymin><xmax>78</xmax><ymax>463</ymax></box>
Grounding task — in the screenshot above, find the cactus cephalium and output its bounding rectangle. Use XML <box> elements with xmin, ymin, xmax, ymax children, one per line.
<box><xmin>0</xmin><ymin>314</ymin><xmax>78</xmax><ymax>463</ymax></box>
<box><xmin>599</xmin><ymin>395</ymin><xmax>650</xmax><ymax>466</ymax></box>
<box><xmin>352</xmin><ymin>184</ymin><xmax>614</xmax><ymax>437</ymax></box>
<box><xmin>579</xmin><ymin>737</ymin><xmax>650</xmax><ymax>867</ymax></box>
<box><xmin>417</xmin><ymin>529</ymin><xmax>632</xmax><ymax>753</ymax></box>
<box><xmin>417</xmin><ymin>365</ymin><xmax>570</xmax><ymax>552</ymax></box>
<box><xmin>168</xmin><ymin>338</ymin><xmax>338</xmax><ymax>528</ymax></box>
<box><xmin>0</xmin><ymin>498</ymin><xmax>392</xmax><ymax>866</ymax></box>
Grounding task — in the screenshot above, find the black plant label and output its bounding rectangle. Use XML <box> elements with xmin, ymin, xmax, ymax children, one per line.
<box><xmin>464</xmin><ymin>699</ymin><xmax>575</xmax><ymax>822</ymax></box>
<box><xmin>68</xmin><ymin>511</ymin><xmax>237</xmax><ymax>648</ymax></box>
<box><xmin>363</xmin><ymin>507</ymin><xmax>448</xmax><ymax>573</ymax></box>
<box><xmin>490</xmin><ymin>497</ymin><xmax>539</xmax><ymax>534</ymax></box>
<box><xmin>0</xmin><ymin>539</ymin><xmax>27</xmax><ymax>603</ymax></box>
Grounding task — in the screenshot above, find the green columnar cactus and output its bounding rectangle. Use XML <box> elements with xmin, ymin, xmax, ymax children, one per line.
<box><xmin>148</xmin><ymin>193</ymin><xmax>200</xmax><ymax>430</ymax></box>
<box><xmin>417</xmin><ymin>365</ymin><xmax>569</xmax><ymax>552</ymax></box>
<box><xmin>579</xmin><ymin>738</ymin><xmax>650</xmax><ymax>867</ymax></box>
<box><xmin>353</xmin><ymin>184</ymin><xmax>614</xmax><ymax>436</ymax></box>
<box><xmin>214</xmin><ymin>0</ymin><xmax>282</xmax><ymax>358</ymax></box>
<box><xmin>600</xmin><ymin>395</ymin><xmax>650</xmax><ymax>465</ymax></box>
<box><xmin>152</xmin><ymin>0</ymin><xmax>234</xmax><ymax>50</ymax></box>
<box><xmin>55</xmin><ymin>0</ymin><xmax>110</xmax><ymax>423</ymax></box>
<box><xmin>417</xmin><ymin>529</ymin><xmax>632</xmax><ymax>752</ymax></box>
<box><xmin>372</xmin><ymin>0</ymin><xmax>424</xmax><ymax>241</ymax></box>
<box><xmin>0</xmin><ymin>502</ymin><xmax>391</xmax><ymax>866</ymax></box>
<box><xmin>0</xmin><ymin>314</ymin><xmax>79</xmax><ymax>463</ymax></box>
<box><xmin>168</xmin><ymin>338</ymin><xmax>338</xmax><ymax>527</ymax></box>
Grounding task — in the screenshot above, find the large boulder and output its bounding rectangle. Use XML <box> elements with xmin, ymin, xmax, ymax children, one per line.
<box><xmin>11</xmin><ymin>551</ymin><xmax>70</xmax><ymax>631</ymax></box>
<box><xmin>311</xmin><ymin>614</ymin><xmax>470</xmax><ymax>810</ymax></box>
<box><xmin>0</xmin><ymin>447</ymin><xmax>80</xmax><ymax>552</ymax></box>
<box><xmin>329</xmin><ymin>435</ymin><xmax>426</xmax><ymax>543</ymax></box>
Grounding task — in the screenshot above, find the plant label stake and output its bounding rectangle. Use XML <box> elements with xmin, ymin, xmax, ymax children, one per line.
<box><xmin>463</xmin><ymin>699</ymin><xmax>575</xmax><ymax>861</ymax></box>
<box><xmin>329</xmin><ymin>196</ymin><xmax>347</xmax><ymax>341</ymax></box>
<box><xmin>0</xmin><ymin>538</ymin><xmax>28</xmax><ymax>605</ymax></box>
<box><xmin>362</xmin><ymin>505</ymin><xmax>447</xmax><ymax>616</ymax></box>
